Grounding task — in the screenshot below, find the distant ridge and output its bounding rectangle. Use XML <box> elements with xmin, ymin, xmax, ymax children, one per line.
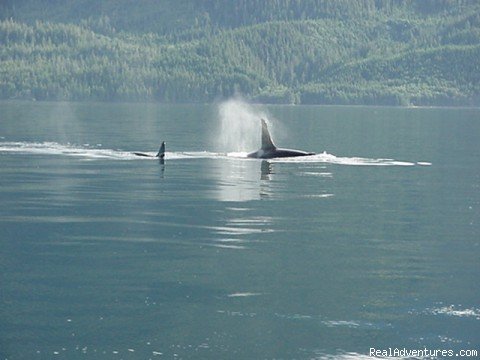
<box><xmin>1</xmin><ymin>0</ymin><xmax>479</xmax><ymax>105</ymax></box>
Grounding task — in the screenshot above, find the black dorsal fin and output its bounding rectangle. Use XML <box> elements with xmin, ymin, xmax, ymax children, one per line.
<box><xmin>156</xmin><ymin>141</ymin><xmax>165</xmax><ymax>158</ymax></box>
<box><xmin>261</xmin><ymin>119</ymin><xmax>276</xmax><ymax>151</ymax></box>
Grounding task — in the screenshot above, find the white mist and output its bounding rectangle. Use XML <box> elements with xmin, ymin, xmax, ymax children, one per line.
<box><xmin>214</xmin><ymin>98</ymin><xmax>271</xmax><ymax>153</ymax></box>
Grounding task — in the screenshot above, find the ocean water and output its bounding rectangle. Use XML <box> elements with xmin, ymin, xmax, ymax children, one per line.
<box><xmin>0</xmin><ymin>101</ymin><xmax>479</xmax><ymax>359</ymax></box>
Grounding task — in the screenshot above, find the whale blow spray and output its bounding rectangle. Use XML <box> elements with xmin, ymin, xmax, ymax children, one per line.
<box><xmin>215</xmin><ymin>98</ymin><xmax>270</xmax><ymax>153</ymax></box>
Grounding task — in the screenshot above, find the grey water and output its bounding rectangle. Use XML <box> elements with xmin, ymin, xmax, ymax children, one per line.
<box><xmin>0</xmin><ymin>101</ymin><xmax>479</xmax><ymax>359</ymax></box>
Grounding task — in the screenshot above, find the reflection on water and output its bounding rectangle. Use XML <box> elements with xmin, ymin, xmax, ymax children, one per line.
<box><xmin>260</xmin><ymin>160</ymin><xmax>273</xmax><ymax>180</ymax></box>
<box><xmin>211</xmin><ymin>158</ymin><xmax>335</xmax><ymax>202</ymax></box>
<box><xmin>209</xmin><ymin>159</ymin><xmax>273</xmax><ymax>202</ymax></box>
<box><xmin>206</xmin><ymin>204</ymin><xmax>274</xmax><ymax>250</ymax></box>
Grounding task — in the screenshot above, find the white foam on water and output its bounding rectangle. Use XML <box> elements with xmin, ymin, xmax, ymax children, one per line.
<box><xmin>1</xmin><ymin>141</ymin><xmax>425</xmax><ymax>166</ymax></box>
<box><xmin>271</xmin><ymin>152</ymin><xmax>416</xmax><ymax>166</ymax></box>
<box><xmin>215</xmin><ymin>238</ymin><xmax>250</xmax><ymax>243</ymax></box>
<box><xmin>227</xmin><ymin>292</ymin><xmax>263</xmax><ymax>298</ymax></box>
<box><xmin>303</xmin><ymin>194</ymin><xmax>335</xmax><ymax>199</ymax></box>
<box><xmin>0</xmin><ymin>141</ymin><xmax>222</xmax><ymax>161</ymax></box>
<box><xmin>322</xmin><ymin>320</ymin><xmax>362</xmax><ymax>328</ymax></box>
<box><xmin>167</xmin><ymin>151</ymin><xmax>225</xmax><ymax>160</ymax></box>
<box><xmin>208</xmin><ymin>224</ymin><xmax>274</xmax><ymax>236</ymax></box>
<box><xmin>0</xmin><ymin>141</ymin><xmax>136</xmax><ymax>160</ymax></box>
<box><xmin>301</xmin><ymin>171</ymin><xmax>334</xmax><ymax>177</ymax></box>
<box><xmin>226</xmin><ymin>151</ymin><xmax>250</xmax><ymax>158</ymax></box>
<box><xmin>208</xmin><ymin>243</ymin><xmax>246</xmax><ymax>250</ymax></box>
<box><xmin>426</xmin><ymin>305</ymin><xmax>480</xmax><ymax>319</ymax></box>
<box><xmin>227</xmin><ymin>150</ymin><xmax>417</xmax><ymax>166</ymax></box>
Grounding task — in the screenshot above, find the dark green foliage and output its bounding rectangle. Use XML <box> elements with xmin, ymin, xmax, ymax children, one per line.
<box><xmin>1</xmin><ymin>0</ymin><xmax>479</xmax><ymax>105</ymax></box>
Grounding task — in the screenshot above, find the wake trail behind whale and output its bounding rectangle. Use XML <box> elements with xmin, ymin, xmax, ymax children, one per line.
<box><xmin>0</xmin><ymin>141</ymin><xmax>223</xmax><ymax>160</ymax></box>
<box><xmin>0</xmin><ymin>141</ymin><xmax>136</xmax><ymax>160</ymax></box>
<box><xmin>0</xmin><ymin>141</ymin><xmax>430</xmax><ymax>166</ymax></box>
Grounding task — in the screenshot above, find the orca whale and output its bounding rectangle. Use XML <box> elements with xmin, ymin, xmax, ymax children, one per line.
<box><xmin>133</xmin><ymin>141</ymin><xmax>165</xmax><ymax>158</ymax></box>
<box><xmin>247</xmin><ymin>119</ymin><xmax>315</xmax><ymax>159</ymax></box>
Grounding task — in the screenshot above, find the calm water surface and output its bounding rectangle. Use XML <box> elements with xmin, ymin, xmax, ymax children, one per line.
<box><xmin>0</xmin><ymin>101</ymin><xmax>479</xmax><ymax>359</ymax></box>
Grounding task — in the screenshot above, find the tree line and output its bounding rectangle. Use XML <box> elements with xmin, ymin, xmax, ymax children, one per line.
<box><xmin>0</xmin><ymin>0</ymin><xmax>479</xmax><ymax>105</ymax></box>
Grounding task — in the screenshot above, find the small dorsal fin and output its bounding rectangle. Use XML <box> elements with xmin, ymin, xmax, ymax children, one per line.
<box><xmin>261</xmin><ymin>119</ymin><xmax>276</xmax><ymax>151</ymax></box>
<box><xmin>156</xmin><ymin>141</ymin><xmax>165</xmax><ymax>158</ymax></box>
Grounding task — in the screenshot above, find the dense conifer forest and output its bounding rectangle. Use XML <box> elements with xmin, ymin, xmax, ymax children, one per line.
<box><xmin>1</xmin><ymin>0</ymin><xmax>479</xmax><ymax>105</ymax></box>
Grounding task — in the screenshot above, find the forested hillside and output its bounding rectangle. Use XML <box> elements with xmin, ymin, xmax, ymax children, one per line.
<box><xmin>1</xmin><ymin>0</ymin><xmax>479</xmax><ymax>105</ymax></box>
